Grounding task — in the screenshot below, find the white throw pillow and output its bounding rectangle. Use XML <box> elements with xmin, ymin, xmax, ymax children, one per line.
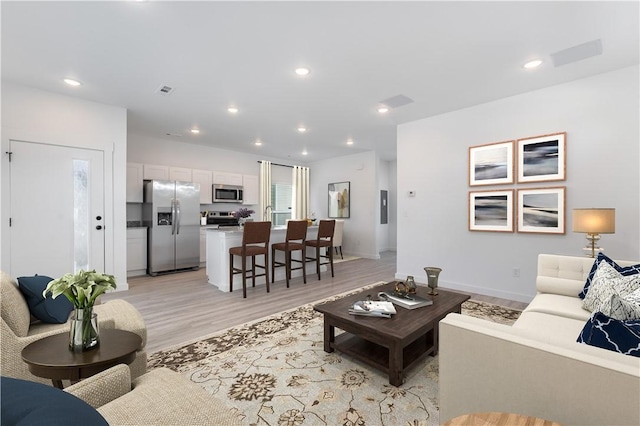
<box><xmin>599</xmin><ymin>293</ymin><xmax>640</xmax><ymax>320</ymax></box>
<box><xmin>582</xmin><ymin>262</ymin><xmax>640</xmax><ymax>313</ymax></box>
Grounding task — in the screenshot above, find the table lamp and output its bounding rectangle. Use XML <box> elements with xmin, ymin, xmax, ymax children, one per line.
<box><xmin>572</xmin><ymin>208</ymin><xmax>615</xmax><ymax>258</ymax></box>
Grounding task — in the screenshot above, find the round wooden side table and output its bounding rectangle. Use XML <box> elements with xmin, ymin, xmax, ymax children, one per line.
<box><xmin>22</xmin><ymin>329</ymin><xmax>142</xmax><ymax>389</ymax></box>
<box><xmin>444</xmin><ymin>412</ymin><xmax>562</xmax><ymax>426</ymax></box>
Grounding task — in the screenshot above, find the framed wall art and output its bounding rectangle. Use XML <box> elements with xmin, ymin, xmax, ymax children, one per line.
<box><xmin>517</xmin><ymin>187</ymin><xmax>565</xmax><ymax>234</ymax></box>
<box><xmin>517</xmin><ymin>132</ymin><xmax>566</xmax><ymax>183</ymax></box>
<box><xmin>468</xmin><ymin>140</ymin><xmax>514</xmax><ymax>186</ymax></box>
<box><xmin>328</xmin><ymin>181</ymin><xmax>350</xmax><ymax>218</ymax></box>
<box><xmin>469</xmin><ymin>189</ymin><xmax>514</xmax><ymax>232</ymax></box>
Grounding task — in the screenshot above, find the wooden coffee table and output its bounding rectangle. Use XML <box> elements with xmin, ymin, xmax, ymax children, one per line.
<box><xmin>314</xmin><ymin>282</ymin><xmax>470</xmax><ymax>386</ymax></box>
<box><xmin>22</xmin><ymin>329</ymin><xmax>142</xmax><ymax>389</ymax></box>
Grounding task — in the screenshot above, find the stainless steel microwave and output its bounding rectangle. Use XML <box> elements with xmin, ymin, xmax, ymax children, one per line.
<box><xmin>212</xmin><ymin>184</ymin><xmax>243</xmax><ymax>203</ymax></box>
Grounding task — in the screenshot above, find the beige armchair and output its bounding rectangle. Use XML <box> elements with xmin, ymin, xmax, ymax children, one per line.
<box><xmin>65</xmin><ymin>364</ymin><xmax>242</xmax><ymax>425</ymax></box>
<box><xmin>0</xmin><ymin>271</ymin><xmax>147</xmax><ymax>384</ymax></box>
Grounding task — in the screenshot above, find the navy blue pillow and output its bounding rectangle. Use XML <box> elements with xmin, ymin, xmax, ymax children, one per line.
<box><xmin>17</xmin><ymin>275</ymin><xmax>73</xmax><ymax>324</ymax></box>
<box><xmin>577</xmin><ymin>312</ymin><xmax>640</xmax><ymax>357</ymax></box>
<box><xmin>1</xmin><ymin>376</ymin><xmax>108</xmax><ymax>425</ymax></box>
<box><xmin>578</xmin><ymin>253</ymin><xmax>640</xmax><ymax>299</ymax></box>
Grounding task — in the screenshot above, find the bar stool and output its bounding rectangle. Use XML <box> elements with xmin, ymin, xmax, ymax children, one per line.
<box><xmin>271</xmin><ymin>220</ymin><xmax>308</xmax><ymax>287</ymax></box>
<box><xmin>305</xmin><ymin>219</ymin><xmax>336</xmax><ymax>280</ymax></box>
<box><xmin>229</xmin><ymin>221</ymin><xmax>272</xmax><ymax>298</ymax></box>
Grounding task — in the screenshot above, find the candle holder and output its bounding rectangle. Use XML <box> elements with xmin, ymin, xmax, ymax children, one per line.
<box><xmin>424</xmin><ymin>267</ymin><xmax>442</xmax><ymax>296</ymax></box>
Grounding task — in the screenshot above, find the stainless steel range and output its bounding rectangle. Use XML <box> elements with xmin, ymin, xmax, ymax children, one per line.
<box><xmin>206</xmin><ymin>211</ymin><xmax>239</xmax><ymax>227</ymax></box>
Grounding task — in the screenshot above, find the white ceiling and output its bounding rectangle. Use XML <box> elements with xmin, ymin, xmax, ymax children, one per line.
<box><xmin>2</xmin><ymin>1</ymin><xmax>638</xmax><ymax>162</ymax></box>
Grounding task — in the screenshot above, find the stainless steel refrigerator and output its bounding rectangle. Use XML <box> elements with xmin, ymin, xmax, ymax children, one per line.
<box><xmin>143</xmin><ymin>180</ymin><xmax>200</xmax><ymax>275</ymax></box>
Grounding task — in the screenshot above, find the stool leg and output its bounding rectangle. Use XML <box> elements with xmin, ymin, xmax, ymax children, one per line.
<box><xmin>242</xmin><ymin>255</ymin><xmax>247</xmax><ymax>298</ymax></box>
<box><xmin>329</xmin><ymin>246</ymin><xmax>334</xmax><ymax>277</ymax></box>
<box><xmin>229</xmin><ymin>253</ymin><xmax>234</xmax><ymax>293</ymax></box>
<box><xmin>285</xmin><ymin>251</ymin><xmax>291</xmax><ymax>288</ymax></box>
<box><xmin>302</xmin><ymin>247</ymin><xmax>307</xmax><ymax>284</ymax></box>
<box><xmin>316</xmin><ymin>246</ymin><xmax>321</xmax><ymax>280</ymax></box>
<box><xmin>271</xmin><ymin>247</ymin><xmax>276</xmax><ymax>283</ymax></box>
<box><xmin>265</xmin><ymin>252</ymin><xmax>270</xmax><ymax>293</ymax></box>
<box><xmin>251</xmin><ymin>256</ymin><xmax>256</xmax><ymax>288</ymax></box>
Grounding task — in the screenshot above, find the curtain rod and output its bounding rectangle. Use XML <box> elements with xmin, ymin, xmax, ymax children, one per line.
<box><xmin>257</xmin><ymin>160</ymin><xmax>294</xmax><ymax>169</ymax></box>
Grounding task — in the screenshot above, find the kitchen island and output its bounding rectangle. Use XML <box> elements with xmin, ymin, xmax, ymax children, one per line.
<box><xmin>205</xmin><ymin>225</ymin><xmax>322</xmax><ymax>292</ymax></box>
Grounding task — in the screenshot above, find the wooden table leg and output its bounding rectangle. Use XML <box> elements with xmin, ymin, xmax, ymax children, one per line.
<box><xmin>324</xmin><ymin>320</ymin><xmax>335</xmax><ymax>353</ymax></box>
<box><xmin>388</xmin><ymin>341</ymin><xmax>403</xmax><ymax>387</ymax></box>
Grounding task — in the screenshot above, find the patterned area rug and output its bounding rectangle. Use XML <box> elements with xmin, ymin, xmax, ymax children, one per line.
<box><xmin>148</xmin><ymin>283</ymin><xmax>521</xmax><ymax>425</ymax></box>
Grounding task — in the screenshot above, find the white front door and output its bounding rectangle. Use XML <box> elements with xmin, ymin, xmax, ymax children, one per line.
<box><xmin>9</xmin><ymin>140</ymin><xmax>105</xmax><ymax>278</ymax></box>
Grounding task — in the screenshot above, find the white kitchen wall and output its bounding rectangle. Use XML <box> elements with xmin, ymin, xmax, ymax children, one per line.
<box><xmin>0</xmin><ymin>83</ymin><xmax>128</xmax><ymax>288</ymax></box>
<box><xmin>388</xmin><ymin>160</ymin><xmax>398</xmax><ymax>251</ymax></box>
<box><xmin>397</xmin><ymin>65</ymin><xmax>640</xmax><ymax>303</ymax></box>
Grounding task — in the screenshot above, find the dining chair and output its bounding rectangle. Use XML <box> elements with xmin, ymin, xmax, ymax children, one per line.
<box><xmin>271</xmin><ymin>220</ymin><xmax>307</xmax><ymax>287</ymax></box>
<box><xmin>229</xmin><ymin>221</ymin><xmax>271</xmax><ymax>298</ymax></box>
<box><xmin>305</xmin><ymin>219</ymin><xmax>336</xmax><ymax>280</ymax></box>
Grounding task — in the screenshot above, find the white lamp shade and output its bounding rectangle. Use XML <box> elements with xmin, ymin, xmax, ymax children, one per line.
<box><xmin>572</xmin><ymin>208</ymin><xmax>615</xmax><ymax>234</ymax></box>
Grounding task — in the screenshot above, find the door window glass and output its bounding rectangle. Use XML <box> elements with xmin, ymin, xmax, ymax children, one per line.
<box><xmin>271</xmin><ymin>183</ymin><xmax>292</xmax><ymax>226</ymax></box>
<box><xmin>73</xmin><ymin>159</ymin><xmax>89</xmax><ymax>271</ymax></box>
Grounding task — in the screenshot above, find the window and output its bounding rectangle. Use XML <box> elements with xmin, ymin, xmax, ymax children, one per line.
<box><xmin>271</xmin><ymin>183</ymin><xmax>292</xmax><ymax>226</ymax></box>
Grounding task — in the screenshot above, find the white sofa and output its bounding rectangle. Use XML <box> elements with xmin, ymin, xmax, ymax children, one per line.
<box><xmin>439</xmin><ymin>254</ymin><xmax>640</xmax><ymax>426</ymax></box>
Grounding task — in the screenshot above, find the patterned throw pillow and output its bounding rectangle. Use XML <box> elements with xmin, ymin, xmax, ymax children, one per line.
<box><xmin>577</xmin><ymin>311</ymin><xmax>640</xmax><ymax>357</ymax></box>
<box><xmin>579</xmin><ymin>253</ymin><xmax>640</xmax><ymax>299</ymax></box>
<box><xmin>599</xmin><ymin>292</ymin><xmax>640</xmax><ymax>321</ymax></box>
<box><xmin>582</xmin><ymin>262</ymin><xmax>640</xmax><ymax>313</ymax></box>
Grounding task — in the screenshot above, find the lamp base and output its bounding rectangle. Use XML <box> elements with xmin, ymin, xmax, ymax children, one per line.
<box><xmin>584</xmin><ymin>233</ymin><xmax>603</xmax><ymax>258</ymax></box>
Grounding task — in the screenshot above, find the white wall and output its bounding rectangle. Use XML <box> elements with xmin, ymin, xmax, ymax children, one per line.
<box><xmin>1</xmin><ymin>83</ymin><xmax>129</xmax><ymax>288</ymax></box>
<box><xmin>376</xmin><ymin>158</ymin><xmax>391</xmax><ymax>252</ymax></box>
<box><xmin>310</xmin><ymin>151</ymin><xmax>380</xmax><ymax>259</ymax></box>
<box><xmin>397</xmin><ymin>66</ymin><xmax>640</xmax><ymax>303</ymax></box>
<box><xmin>388</xmin><ymin>160</ymin><xmax>398</xmax><ymax>251</ymax></box>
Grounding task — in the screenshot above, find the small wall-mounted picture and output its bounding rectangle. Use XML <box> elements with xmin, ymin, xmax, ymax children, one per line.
<box><xmin>517</xmin><ymin>132</ymin><xmax>566</xmax><ymax>183</ymax></box>
<box><xmin>517</xmin><ymin>187</ymin><xmax>565</xmax><ymax>234</ymax></box>
<box><xmin>328</xmin><ymin>181</ymin><xmax>350</xmax><ymax>218</ymax></box>
<box><xmin>469</xmin><ymin>189</ymin><xmax>514</xmax><ymax>232</ymax></box>
<box><xmin>469</xmin><ymin>140</ymin><xmax>514</xmax><ymax>186</ymax></box>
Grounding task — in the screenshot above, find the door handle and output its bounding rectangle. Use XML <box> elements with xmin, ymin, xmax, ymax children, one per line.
<box><xmin>175</xmin><ymin>201</ymin><xmax>181</xmax><ymax>235</ymax></box>
<box><xmin>96</xmin><ymin>225</ymin><xmax>103</xmax><ymax>230</ymax></box>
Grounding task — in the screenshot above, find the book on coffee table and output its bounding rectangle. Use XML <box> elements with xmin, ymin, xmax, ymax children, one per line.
<box><xmin>378</xmin><ymin>291</ymin><xmax>433</xmax><ymax>310</ymax></box>
<box><xmin>348</xmin><ymin>300</ymin><xmax>396</xmax><ymax>318</ymax></box>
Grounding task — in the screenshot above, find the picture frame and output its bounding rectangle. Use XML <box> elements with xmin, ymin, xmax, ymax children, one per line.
<box><xmin>328</xmin><ymin>181</ymin><xmax>350</xmax><ymax>218</ymax></box>
<box><xmin>517</xmin><ymin>187</ymin><xmax>566</xmax><ymax>234</ymax></box>
<box><xmin>468</xmin><ymin>140</ymin><xmax>514</xmax><ymax>186</ymax></box>
<box><xmin>469</xmin><ymin>189</ymin><xmax>514</xmax><ymax>232</ymax></box>
<box><xmin>517</xmin><ymin>132</ymin><xmax>566</xmax><ymax>183</ymax></box>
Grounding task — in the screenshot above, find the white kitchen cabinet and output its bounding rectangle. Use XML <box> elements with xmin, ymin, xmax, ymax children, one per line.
<box><xmin>127</xmin><ymin>228</ymin><xmax>147</xmax><ymax>277</ymax></box>
<box><xmin>192</xmin><ymin>169</ymin><xmax>213</xmax><ymax>204</ymax></box>
<box><xmin>126</xmin><ymin>163</ymin><xmax>144</xmax><ymax>203</ymax></box>
<box><xmin>213</xmin><ymin>171</ymin><xmax>243</xmax><ymax>186</ymax></box>
<box><xmin>169</xmin><ymin>166</ymin><xmax>192</xmax><ymax>182</ymax></box>
<box><xmin>242</xmin><ymin>174</ymin><xmax>259</xmax><ymax>205</ymax></box>
<box><xmin>143</xmin><ymin>164</ymin><xmax>169</xmax><ymax>181</ymax></box>
<box><xmin>200</xmin><ymin>228</ymin><xmax>207</xmax><ymax>265</ymax></box>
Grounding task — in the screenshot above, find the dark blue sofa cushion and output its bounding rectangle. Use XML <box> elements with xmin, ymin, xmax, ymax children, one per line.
<box><xmin>579</xmin><ymin>253</ymin><xmax>640</xmax><ymax>299</ymax></box>
<box><xmin>577</xmin><ymin>311</ymin><xmax>640</xmax><ymax>357</ymax></box>
<box><xmin>1</xmin><ymin>376</ymin><xmax>108</xmax><ymax>425</ymax></box>
<box><xmin>17</xmin><ymin>275</ymin><xmax>73</xmax><ymax>324</ymax></box>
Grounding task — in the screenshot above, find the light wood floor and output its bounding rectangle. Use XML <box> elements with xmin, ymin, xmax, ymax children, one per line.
<box><xmin>103</xmin><ymin>252</ymin><xmax>527</xmax><ymax>353</ymax></box>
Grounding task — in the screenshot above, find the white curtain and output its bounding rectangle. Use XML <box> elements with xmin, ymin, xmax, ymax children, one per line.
<box><xmin>259</xmin><ymin>161</ymin><xmax>272</xmax><ymax>221</ymax></box>
<box><xmin>291</xmin><ymin>166</ymin><xmax>310</xmax><ymax>220</ymax></box>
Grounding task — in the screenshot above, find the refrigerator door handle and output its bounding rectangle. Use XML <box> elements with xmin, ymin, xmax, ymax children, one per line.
<box><xmin>175</xmin><ymin>200</ymin><xmax>181</xmax><ymax>235</ymax></box>
<box><xmin>171</xmin><ymin>199</ymin><xmax>176</xmax><ymax>235</ymax></box>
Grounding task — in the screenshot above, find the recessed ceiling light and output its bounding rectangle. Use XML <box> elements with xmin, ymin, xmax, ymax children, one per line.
<box><xmin>297</xmin><ymin>126</ymin><xmax>307</xmax><ymax>133</ymax></box>
<box><xmin>377</xmin><ymin>106</ymin><xmax>389</xmax><ymax>113</ymax></box>
<box><xmin>190</xmin><ymin>129</ymin><xmax>200</xmax><ymax>134</ymax></box>
<box><xmin>63</xmin><ymin>78</ymin><xmax>82</xmax><ymax>87</ymax></box>
<box><xmin>295</xmin><ymin>67</ymin><xmax>310</xmax><ymax>76</ymax></box>
<box><xmin>302</xmin><ymin>150</ymin><xmax>308</xmax><ymax>156</ymax></box>
<box><xmin>523</xmin><ymin>59</ymin><xmax>543</xmax><ymax>69</ymax></box>
<box><xmin>255</xmin><ymin>140</ymin><xmax>262</xmax><ymax>146</ymax></box>
<box><xmin>227</xmin><ymin>107</ymin><xmax>238</xmax><ymax>113</ymax></box>
<box><xmin>347</xmin><ymin>139</ymin><xmax>354</xmax><ymax>145</ymax></box>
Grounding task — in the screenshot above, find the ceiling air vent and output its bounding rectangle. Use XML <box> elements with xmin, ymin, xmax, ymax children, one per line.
<box><xmin>156</xmin><ymin>84</ymin><xmax>175</xmax><ymax>96</ymax></box>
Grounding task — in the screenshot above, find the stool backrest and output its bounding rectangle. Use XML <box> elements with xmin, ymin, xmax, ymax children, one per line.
<box><xmin>317</xmin><ymin>219</ymin><xmax>336</xmax><ymax>241</ymax></box>
<box><xmin>242</xmin><ymin>221</ymin><xmax>272</xmax><ymax>245</ymax></box>
<box><xmin>286</xmin><ymin>220</ymin><xmax>308</xmax><ymax>242</ymax></box>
